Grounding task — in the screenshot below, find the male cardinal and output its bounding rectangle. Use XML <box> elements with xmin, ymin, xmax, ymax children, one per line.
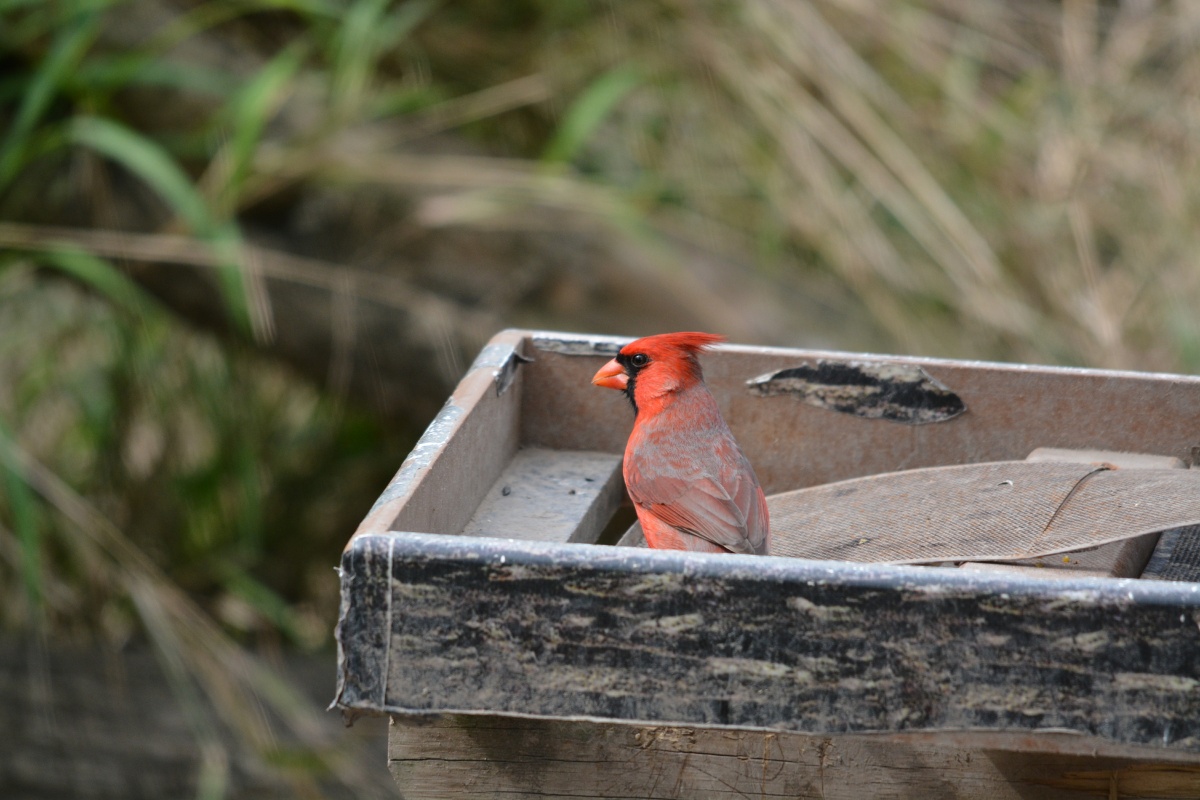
<box><xmin>591</xmin><ymin>332</ymin><xmax>770</xmax><ymax>555</ymax></box>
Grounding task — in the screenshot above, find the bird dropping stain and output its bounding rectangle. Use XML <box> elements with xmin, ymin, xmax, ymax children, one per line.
<box><xmin>532</xmin><ymin>335</ymin><xmax>623</xmax><ymax>357</ymax></box>
<box><xmin>746</xmin><ymin>360</ymin><xmax>966</xmax><ymax>424</ymax></box>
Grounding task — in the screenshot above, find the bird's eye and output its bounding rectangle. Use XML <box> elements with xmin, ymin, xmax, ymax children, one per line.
<box><xmin>630</xmin><ymin>353</ymin><xmax>649</xmax><ymax>367</ymax></box>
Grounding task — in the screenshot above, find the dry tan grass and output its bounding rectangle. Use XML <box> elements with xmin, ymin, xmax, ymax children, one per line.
<box><xmin>520</xmin><ymin>0</ymin><xmax>1200</xmax><ymax>370</ymax></box>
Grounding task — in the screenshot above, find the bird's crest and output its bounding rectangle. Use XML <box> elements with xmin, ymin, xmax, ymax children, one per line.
<box><xmin>620</xmin><ymin>331</ymin><xmax>726</xmax><ymax>357</ymax></box>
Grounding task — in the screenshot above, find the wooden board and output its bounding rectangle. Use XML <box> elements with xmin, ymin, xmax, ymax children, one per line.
<box><xmin>956</xmin><ymin>448</ymin><xmax>1185</xmax><ymax>579</ymax></box>
<box><xmin>518</xmin><ymin>332</ymin><xmax>1200</xmax><ymax>494</ymax></box>
<box><xmin>334</xmin><ymin>330</ymin><xmax>1200</xmax><ymax>797</ymax></box>
<box><xmin>349</xmin><ymin>330</ymin><xmax>531</xmax><ymax>545</ymax></box>
<box><xmin>765</xmin><ymin>462</ymin><xmax>1200</xmax><ymax>563</ymax></box>
<box><xmin>388</xmin><ymin>714</ymin><xmax>1200</xmax><ymax>800</ymax></box>
<box><xmin>1145</xmin><ymin>525</ymin><xmax>1200</xmax><ymax>582</ymax></box>
<box><xmin>461</xmin><ymin>448</ymin><xmax>623</xmax><ymax>544</ymax></box>
<box><xmin>337</xmin><ymin>532</ymin><xmax>1200</xmax><ymax>757</ymax></box>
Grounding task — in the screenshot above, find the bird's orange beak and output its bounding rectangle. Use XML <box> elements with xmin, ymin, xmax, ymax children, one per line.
<box><xmin>591</xmin><ymin>358</ymin><xmax>628</xmax><ymax>391</ymax></box>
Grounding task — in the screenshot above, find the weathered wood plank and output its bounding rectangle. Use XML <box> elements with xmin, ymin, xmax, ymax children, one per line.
<box><xmin>348</xmin><ymin>330</ymin><xmax>530</xmax><ymax>544</ymax></box>
<box><xmin>958</xmin><ymin>536</ymin><xmax>1159</xmax><ymax>581</ymax></box>
<box><xmin>386</xmin><ymin>714</ymin><xmax>1200</xmax><ymax>800</ymax></box>
<box><xmin>519</xmin><ymin>333</ymin><xmax>1200</xmax><ymax>494</ymax></box>
<box><xmin>957</xmin><ymin>448</ymin><xmax>1183</xmax><ymax>580</ymax></box>
<box><xmin>765</xmin><ymin>462</ymin><xmax>1200</xmax><ymax>563</ymax></box>
<box><xmin>1145</xmin><ymin>525</ymin><xmax>1200</xmax><ymax>582</ymax></box>
<box><xmin>461</xmin><ymin>448</ymin><xmax>624</xmax><ymax>544</ymax></box>
<box><xmin>338</xmin><ymin>532</ymin><xmax>1200</xmax><ymax>754</ymax></box>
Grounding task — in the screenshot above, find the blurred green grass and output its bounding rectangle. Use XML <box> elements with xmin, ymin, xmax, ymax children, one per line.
<box><xmin>3</xmin><ymin>0</ymin><xmax>1200</xmax><ymax>794</ymax></box>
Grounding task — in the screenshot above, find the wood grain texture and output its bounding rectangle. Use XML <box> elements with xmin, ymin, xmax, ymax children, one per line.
<box><xmin>386</xmin><ymin>714</ymin><xmax>1200</xmax><ymax>800</ymax></box>
<box><xmin>957</xmin><ymin>448</ymin><xmax>1183</xmax><ymax>580</ymax></box>
<box><xmin>337</xmin><ymin>532</ymin><xmax>1200</xmax><ymax>756</ymax></box>
<box><xmin>461</xmin><ymin>448</ymin><xmax>623</xmax><ymax>544</ymax></box>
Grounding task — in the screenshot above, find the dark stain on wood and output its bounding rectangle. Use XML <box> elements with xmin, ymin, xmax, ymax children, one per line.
<box><xmin>335</xmin><ymin>532</ymin><xmax>1200</xmax><ymax>755</ymax></box>
<box><xmin>747</xmin><ymin>360</ymin><xmax>967</xmax><ymax>424</ymax></box>
<box><xmin>1145</xmin><ymin>525</ymin><xmax>1200</xmax><ymax>583</ymax></box>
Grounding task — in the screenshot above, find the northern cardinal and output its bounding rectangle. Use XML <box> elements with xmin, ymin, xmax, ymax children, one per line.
<box><xmin>591</xmin><ymin>332</ymin><xmax>770</xmax><ymax>555</ymax></box>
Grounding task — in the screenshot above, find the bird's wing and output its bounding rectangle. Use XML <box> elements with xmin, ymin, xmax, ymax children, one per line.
<box><xmin>627</xmin><ymin>449</ymin><xmax>768</xmax><ymax>555</ymax></box>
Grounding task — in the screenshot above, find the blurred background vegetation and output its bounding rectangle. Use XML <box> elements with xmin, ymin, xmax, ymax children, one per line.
<box><xmin>3</xmin><ymin>0</ymin><xmax>1200</xmax><ymax>796</ymax></box>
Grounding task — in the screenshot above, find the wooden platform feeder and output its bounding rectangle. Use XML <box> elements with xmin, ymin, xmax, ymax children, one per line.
<box><xmin>334</xmin><ymin>329</ymin><xmax>1200</xmax><ymax>799</ymax></box>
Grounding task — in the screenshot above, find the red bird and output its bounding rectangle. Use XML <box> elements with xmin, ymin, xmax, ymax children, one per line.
<box><xmin>591</xmin><ymin>332</ymin><xmax>770</xmax><ymax>555</ymax></box>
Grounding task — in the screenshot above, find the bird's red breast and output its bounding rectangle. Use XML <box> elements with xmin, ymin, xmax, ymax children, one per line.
<box><xmin>591</xmin><ymin>332</ymin><xmax>770</xmax><ymax>555</ymax></box>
